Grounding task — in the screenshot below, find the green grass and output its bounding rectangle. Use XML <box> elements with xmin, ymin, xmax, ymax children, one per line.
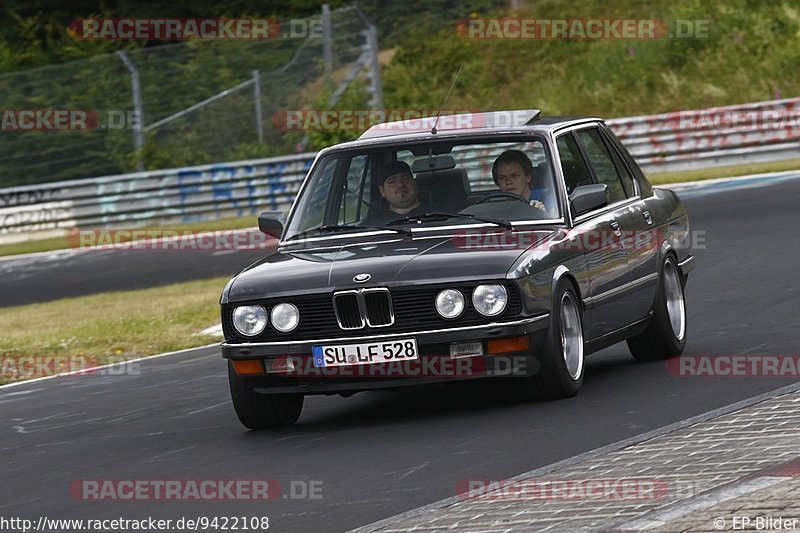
<box><xmin>0</xmin><ymin>276</ymin><xmax>228</xmax><ymax>385</ymax></box>
<box><xmin>0</xmin><ymin>236</ymin><xmax>72</xmax><ymax>257</ymax></box>
<box><xmin>380</xmin><ymin>0</ymin><xmax>800</xmax><ymax>119</ymax></box>
<box><xmin>311</xmin><ymin>0</ymin><xmax>800</xmax><ymax>149</ymax></box>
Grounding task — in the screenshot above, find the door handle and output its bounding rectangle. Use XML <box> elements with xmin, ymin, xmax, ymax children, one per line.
<box><xmin>642</xmin><ymin>210</ymin><xmax>653</xmax><ymax>225</ymax></box>
<box><xmin>609</xmin><ymin>220</ymin><xmax>621</xmax><ymax>236</ymax></box>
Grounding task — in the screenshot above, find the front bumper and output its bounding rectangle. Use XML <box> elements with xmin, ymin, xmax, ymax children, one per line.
<box><xmin>222</xmin><ymin>314</ymin><xmax>549</xmax><ymax>358</ymax></box>
<box><xmin>221</xmin><ymin>314</ymin><xmax>549</xmax><ymax>394</ymax></box>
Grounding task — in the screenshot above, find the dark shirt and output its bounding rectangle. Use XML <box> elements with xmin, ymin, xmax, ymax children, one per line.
<box><xmin>362</xmin><ymin>201</ymin><xmax>430</xmax><ymax>226</ymax></box>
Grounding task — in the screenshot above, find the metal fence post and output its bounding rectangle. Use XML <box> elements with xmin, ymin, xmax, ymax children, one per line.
<box><xmin>322</xmin><ymin>4</ymin><xmax>333</xmax><ymax>74</ymax></box>
<box><xmin>253</xmin><ymin>70</ymin><xmax>264</xmax><ymax>144</ymax></box>
<box><xmin>116</xmin><ymin>51</ymin><xmax>145</xmax><ymax>172</ymax></box>
<box><xmin>366</xmin><ymin>25</ymin><xmax>383</xmax><ymax>110</ymax></box>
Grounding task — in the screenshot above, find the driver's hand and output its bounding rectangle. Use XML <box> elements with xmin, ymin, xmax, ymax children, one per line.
<box><xmin>530</xmin><ymin>200</ymin><xmax>546</xmax><ymax>211</ymax></box>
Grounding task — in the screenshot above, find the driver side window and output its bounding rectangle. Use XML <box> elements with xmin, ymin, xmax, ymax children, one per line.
<box><xmin>337</xmin><ymin>154</ymin><xmax>372</xmax><ymax>225</ymax></box>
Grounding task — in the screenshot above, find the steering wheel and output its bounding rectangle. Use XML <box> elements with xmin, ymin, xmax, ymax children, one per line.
<box><xmin>475</xmin><ymin>191</ymin><xmax>530</xmax><ymax>204</ymax></box>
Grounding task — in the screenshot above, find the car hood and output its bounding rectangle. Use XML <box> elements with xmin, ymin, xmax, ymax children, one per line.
<box><xmin>226</xmin><ymin>230</ymin><xmax>554</xmax><ymax>302</ymax></box>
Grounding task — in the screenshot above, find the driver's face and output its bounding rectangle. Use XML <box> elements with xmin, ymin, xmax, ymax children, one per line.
<box><xmin>379</xmin><ymin>173</ymin><xmax>418</xmax><ymax>211</ymax></box>
<box><xmin>496</xmin><ymin>162</ymin><xmax>532</xmax><ymax>197</ymax></box>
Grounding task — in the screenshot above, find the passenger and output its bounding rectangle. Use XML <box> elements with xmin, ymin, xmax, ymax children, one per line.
<box><xmin>492</xmin><ymin>150</ymin><xmax>556</xmax><ymax>214</ymax></box>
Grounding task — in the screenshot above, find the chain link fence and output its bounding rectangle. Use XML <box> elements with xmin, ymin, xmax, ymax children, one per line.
<box><xmin>0</xmin><ymin>5</ymin><xmax>375</xmax><ymax>188</ymax></box>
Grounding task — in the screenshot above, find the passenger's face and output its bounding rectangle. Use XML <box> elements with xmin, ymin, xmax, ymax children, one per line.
<box><xmin>379</xmin><ymin>173</ymin><xmax>418</xmax><ymax>211</ymax></box>
<box><xmin>495</xmin><ymin>162</ymin><xmax>531</xmax><ymax>197</ymax></box>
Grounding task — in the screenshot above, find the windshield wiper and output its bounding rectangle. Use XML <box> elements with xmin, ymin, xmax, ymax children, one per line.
<box><xmin>286</xmin><ymin>223</ymin><xmax>411</xmax><ymax>241</ymax></box>
<box><xmin>386</xmin><ymin>212</ymin><xmax>513</xmax><ymax>230</ymax></box>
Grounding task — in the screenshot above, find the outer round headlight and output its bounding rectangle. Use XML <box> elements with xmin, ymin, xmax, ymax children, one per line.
<box><xmin>435</xmin><ymin>289</ymin><xmax>465</xmax><ymax>319</ymax></box>
<box><xmin>232</xmin><ymin>305</ymin><xmax>267</xmax><ymax>336</ymax></box>
<box><xmin>270</xmin><ymin>303</ymin><xmax>300</xmax><ymax>332</ymax></box>
<box><xmin>472</xmin><ymin>285</ymin><xmax>508</xmax><ymax>317</ymax></box>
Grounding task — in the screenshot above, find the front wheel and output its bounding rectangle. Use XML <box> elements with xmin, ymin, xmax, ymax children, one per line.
<box><xmin>228</xmin><ymin>361</ymin><xmax>304</xmax><ymax>429</ymax></box>
<box><xmin>627</xmin><ymin>256</ymin><xmax>687</xmax><ymax>361</ymax></box>
<box><xmin>515</xmin><ymin>281</ymin><xmax>585</xmax><ymax>400</ymax></box>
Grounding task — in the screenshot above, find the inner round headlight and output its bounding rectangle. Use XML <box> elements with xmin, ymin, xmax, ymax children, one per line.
<box><xmin>270</xmin><ymin>303</ymin><xmax>300</xmax><ymax>332</ymax></box>
<box><xmin>435</xmin><ymin>289</ymin><xmax>465</xmax><ymax>319</ymax></box>
<box><xmin>232</xmin><ymin>305</ymin><xmax>267</xmax><ymax>336</ymax></box>
<box><xmin>472</xmin><ymin>285</ymin><xmax>508</xmax><ymax>317</ymax></box>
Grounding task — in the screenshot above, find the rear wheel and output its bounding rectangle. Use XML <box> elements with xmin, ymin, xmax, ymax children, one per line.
<box><xmin>228</xmin><ymin>361</ymin><xmax>303</xmax><ymax>429</ymax></box>
<box><xmin>515</xmin><ymin>281</ymin><xmax>585</xmax><ymax>400</ymax></box>
<box><xmin>627</xmin><ymin>256</ymin><xmax>687</xmax><ymax>361</ymax></box>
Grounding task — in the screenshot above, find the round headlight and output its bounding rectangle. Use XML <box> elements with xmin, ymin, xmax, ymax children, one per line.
<box><xmin>435</xmin><ymin>289</ymin><xmax>465</xmax><ymax>319</ymax></box>
<box><xmin>472</xmin><ymin>285</ymin><xmax>508</xmax><ymax>317</ymax></box>
<box><xmin>232</xmin><ymin>305</ymin><xmax>267</xmax><ymax>336</ymax></box>
<box><xmin>270</xmin><ymin>303</ymin><xmax>300</xmax><ymax>332</ymax></box>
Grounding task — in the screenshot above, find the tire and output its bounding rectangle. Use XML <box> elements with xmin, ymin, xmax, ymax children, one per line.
<box><xmin>228</xmin><ymin>361</ymin><xmax>303</xmax><ymax>429</ymax></box>
<box><xmin>515</xmin><ymin>281</ymin><xmax>585</xmax><ymax>400</ymax></box>
<box><xmin>627</xmin><ymin>256</ymin><xmax>687</xmax><ymax>361</ymax></box>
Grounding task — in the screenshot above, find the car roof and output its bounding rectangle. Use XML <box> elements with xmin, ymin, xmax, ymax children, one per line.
<box><xmin>322</xmin><ymin>111</ymin><xmax>601</xmax><ymax>153</ymax></box>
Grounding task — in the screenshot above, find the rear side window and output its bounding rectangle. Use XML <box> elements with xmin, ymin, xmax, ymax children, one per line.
<box><xmin>556</xmin><ymin>134</ymin><xmax>593</xmax><ymax>194</ymax></box>
<box><xmin>576</xmin><ymin>128</ymin><xmax>628</xmax><ymax>204</ymax></box>
<box><xmin>602</xmin><ymin>132</ymin><xmax>636</xmax><ymax>197</ymax></box>
<box><xmin>602</xmin><ymin>123</ymin><xmax>653</xmax><ymax>198</ymax></box>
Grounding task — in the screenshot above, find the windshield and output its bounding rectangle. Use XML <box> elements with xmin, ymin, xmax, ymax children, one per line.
<box><xmin>284</xmin><ymin>136</ymin><xmax>559</xmax><ymax>241</ymax></box>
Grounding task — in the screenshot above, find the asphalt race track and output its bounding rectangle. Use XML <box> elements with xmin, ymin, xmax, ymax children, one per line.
<box><xmin>1</xmin><ymin>175</ymin><xmax>799</xmax><ymax>533</ymax></box>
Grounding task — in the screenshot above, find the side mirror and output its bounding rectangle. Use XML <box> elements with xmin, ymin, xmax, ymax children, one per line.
<box><xmin>570</xmin><ymin>184</ymin><xmax>608</xmax><ymax>217</ymax></box>
<box><xmin>258</xmin><ymin>211</ymin><xmax>285</xmax><ymax>239</ymax></box>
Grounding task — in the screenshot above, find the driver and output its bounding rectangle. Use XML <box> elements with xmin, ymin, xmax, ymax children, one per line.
<box><xmin>369</xmin><ymin>161</ymin><xmax>429</xmax><ymax>221</ymax></box>
<box><xmin>492</xmin><ymin>150</ymin><xmax>556</xmax><ymax>214</ymax></box>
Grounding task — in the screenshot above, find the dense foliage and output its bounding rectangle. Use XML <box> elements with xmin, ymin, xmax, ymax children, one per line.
<box><xmin>0</xmin><ymin>0</ymin><xmax>798</xmax><ymax>185</ymax></box>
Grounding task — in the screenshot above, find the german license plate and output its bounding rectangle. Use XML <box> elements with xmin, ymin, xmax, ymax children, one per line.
<box><xmin>312</xmin><ymin>338</ymin><xmax>418</xmax><ymax>367</ymax></box>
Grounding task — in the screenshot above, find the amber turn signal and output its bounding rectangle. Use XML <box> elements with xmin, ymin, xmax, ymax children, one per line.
<box><xmin>487</xmin><ymin>335</ymin><xmax>529</xmax><ymax>354</ymax></box>
<box><xmin>232</xmin><ymin>359</ymin><xmax>264</xmax><ymax>376</ymax></box>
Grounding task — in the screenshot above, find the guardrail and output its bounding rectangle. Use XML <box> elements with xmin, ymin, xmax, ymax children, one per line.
<box><xmin>1</xmin><ymin>96</ymin><xmax>798</xmax><ymax>243</ymax></box>
<box><xmin>606</xmin><ymin>96</ymin><xmax>800</xmax><ymax>173</ymax></box>
<box><xmin>0</xmin><ymin>153</ymin><xmax>315</xmax><ymax>243</ymax></box>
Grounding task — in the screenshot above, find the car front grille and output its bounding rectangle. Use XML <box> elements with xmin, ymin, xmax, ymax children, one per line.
<box><xmin>223</xmin><ymin>283</ymin><xmax>523</xmax><ymax>342</ymax></box>
<box><xmin>333</xmin><ymin>292</ymin><xmax>364</xmax><ymax>329</ymax></box>
<box><xmin>331</xmin><ymin>288</ymin><xmax>394</xmax><ymax>329</ymax></box>
<box><xmin>362</xmin><ymin>288</ymin><xmax>394</xmax><ymax>327</ymax></box>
